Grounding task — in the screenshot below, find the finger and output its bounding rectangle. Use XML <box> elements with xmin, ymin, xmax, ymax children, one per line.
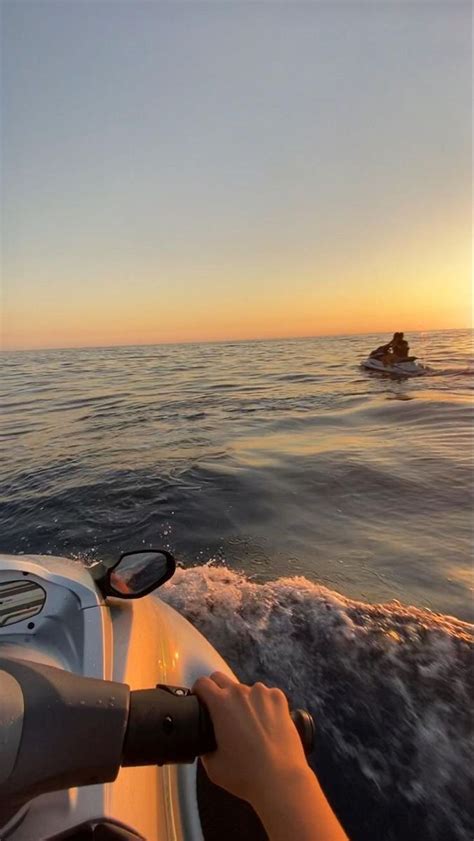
<box><xmin>192</xmin><ymin>675</ymin><xmax>223</xmax><ymax>706</ymax></box>
<box><xmin>250</xmin><ymin>682</ymin><xmax>289</xmax><ymax>719</ymax></box>
<box><xmin>209</xmin><ymin>671</ymin><xmax>238</xmax><ymax>689</ymax></box>
<box><xmin>268</xmin><ymin>686</ymin><xmax>289</xmax><ymax>709</ymax></box>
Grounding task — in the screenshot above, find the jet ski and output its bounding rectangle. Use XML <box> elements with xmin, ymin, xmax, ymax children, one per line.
<box><xmin>0</xmin><ymin>551</ymin><xmax>313</xmax><ymax>841</ymax></box>
<box><xmin>361</xmin><ymin>357</ymin><xmax>428</xmax><ymax>377</ymax></box>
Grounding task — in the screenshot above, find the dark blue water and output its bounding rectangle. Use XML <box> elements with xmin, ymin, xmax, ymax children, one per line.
<box><xmin>1</xmin><ymin>329</ymin><xmax>473</xmax><ymax>840</ymax></box>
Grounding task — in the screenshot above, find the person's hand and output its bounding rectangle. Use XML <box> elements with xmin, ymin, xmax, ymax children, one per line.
<box><xmin>193</xmin><ymin>672</ymin><xmax>349</xmax><ymax>841</ymax></box>
<box><xmin>192</xmin><ymin>671</ymin><xmax>311</xmax><ymax>806</ymax></box>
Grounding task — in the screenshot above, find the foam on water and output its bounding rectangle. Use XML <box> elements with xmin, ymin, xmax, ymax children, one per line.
<box><xmin>162</xmin><ymin>565</ymin><xmax>473</xmax><ymax>841</ymax></box>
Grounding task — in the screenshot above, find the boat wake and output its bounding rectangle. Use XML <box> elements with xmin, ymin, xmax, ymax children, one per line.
<box><xmin>425</xmin><ymin>366</ymin><xmax>474</xmax><ymax>378</ymax></box>
<box><xmin>162</xmin><ymin>565</ymin><xmax>473</xmax><ymax>841</ymax></box>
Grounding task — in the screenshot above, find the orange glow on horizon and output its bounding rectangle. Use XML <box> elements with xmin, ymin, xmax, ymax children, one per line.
<box><xmin>2</xmin><ymin>225</ymin><xmax>471</xmax><ymax>351</ymax></box>
<box><xmin>2</xmin><ymin>301</ymin><xmax>471</xmax><ymax>351</ymax></box>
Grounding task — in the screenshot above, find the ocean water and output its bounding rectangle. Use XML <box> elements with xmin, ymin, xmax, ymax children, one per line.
<box><xmin>1</xmin><ymin>329</ymin><xmax>472</xmax><ymax>618</ymax></box>
<box><xmin>1</xmin><ymin>329</ymin><xmax>473</xmax><ymax>840</ymax></box>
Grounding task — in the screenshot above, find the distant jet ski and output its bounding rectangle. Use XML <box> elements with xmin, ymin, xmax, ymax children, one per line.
<box><xmin>361</xmin><ymin>357</ymin><xmax>428</xmax><ymax>376</ymax></box>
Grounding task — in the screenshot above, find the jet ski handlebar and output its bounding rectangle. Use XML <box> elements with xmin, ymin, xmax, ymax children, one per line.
<box><xmin>123</xmin><ymin>684</ymin><xmax>315</xmax><ymax>767</ymax></box>
<box><xmin>0</xmin><ymin>659</ymin><xmax>315</xmax><ymax>814</ymax></box>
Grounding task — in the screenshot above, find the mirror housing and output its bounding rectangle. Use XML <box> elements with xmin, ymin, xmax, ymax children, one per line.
<box><xmin>93</xmin><ymin>550</ymin><xmax>176</xmax><ymax>599</ymax></box>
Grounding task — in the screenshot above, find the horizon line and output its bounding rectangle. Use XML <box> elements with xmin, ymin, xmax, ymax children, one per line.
<box><xmin>1</xmin><ymin>325</ymin><xmax>471</xmax><ymax>354</ymax></box>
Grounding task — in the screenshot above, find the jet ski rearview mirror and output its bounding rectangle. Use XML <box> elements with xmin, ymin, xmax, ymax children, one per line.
<box><xmin>93</xmin><ymin>550</ymin><xmax>176</xmax><ymax>599</ymax></box>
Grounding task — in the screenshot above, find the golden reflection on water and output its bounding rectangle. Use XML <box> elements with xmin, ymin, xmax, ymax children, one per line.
<box><xmin>231</xmin><ymin>427</ymin><xmax>373</xmax><ymax>462</ymax></box>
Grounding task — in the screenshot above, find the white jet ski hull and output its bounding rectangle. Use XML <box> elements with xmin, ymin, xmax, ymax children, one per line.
<box><xmin>361</xmin><ymin>357</ymin><xmax>427</xmax><ymax>377</ymax></box>
<box><xmin>0</xmin><ymin>553</ymin><xmax>232</xmax><ymax>841</ymax></box>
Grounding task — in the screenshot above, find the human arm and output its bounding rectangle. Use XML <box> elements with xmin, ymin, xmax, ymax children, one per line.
<box><xmin>193</xmin><ymin>671</ymin><xmax>349</xmax><ymax>841</ymax></box>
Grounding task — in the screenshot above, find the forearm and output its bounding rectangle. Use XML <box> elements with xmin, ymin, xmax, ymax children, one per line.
<box><xmin>254</xmin><ymin>767</ymin><xmax>348</xmax><ymax>841</ymax></box>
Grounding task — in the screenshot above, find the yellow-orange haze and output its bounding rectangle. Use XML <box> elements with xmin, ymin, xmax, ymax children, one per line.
<box><xmin>2</xmin><ymin>240</ymin><xmax>471</xmax><ymax>350</ymax></box>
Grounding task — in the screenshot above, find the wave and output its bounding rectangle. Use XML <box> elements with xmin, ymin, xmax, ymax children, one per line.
<box><xmin>426</xmin><ymin>367</ymin><xmax>474</xmax><ymax>378</ymax></box>
<box><xmin>162</xmin><ymin>565</ymin><xmax>473</xmax><ymax>841</ymax></box>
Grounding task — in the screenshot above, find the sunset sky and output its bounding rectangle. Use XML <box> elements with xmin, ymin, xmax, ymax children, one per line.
<box><xmin>1</xmin><ymin>1</ymin><xmax>472</xmax><ymax>350</ymax></box>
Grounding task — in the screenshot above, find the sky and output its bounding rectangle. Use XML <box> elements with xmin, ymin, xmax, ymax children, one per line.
<box><xmin>1</xmin><ymin>0</ymin><xmax>472</xmax><ymax>350</ymax></box>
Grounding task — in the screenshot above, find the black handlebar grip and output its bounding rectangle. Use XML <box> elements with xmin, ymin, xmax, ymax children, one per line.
<box><xmin>122</xmin><ymin>686</ymin><xmax>315</xmax><ymax>767</ymax></box>
<box><xmin>123</xmin><ymin>688</ymin><xmax>206</xmax><ymax>765</ymax></box>
<box><xmin>290</xmin><ymin>709</ymin><xmax>315</xmax><ymax>754</ymax></box>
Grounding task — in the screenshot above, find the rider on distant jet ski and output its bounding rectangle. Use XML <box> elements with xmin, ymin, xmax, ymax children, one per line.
<box><xmin>370</xmin><ymin>333</ymin><xmax>412</xmax><ymax>366</ymax></box>
<box><xmin>369</xmin><ymin>333</ymin><xmax>399</xmax><ymax>361</ymax></box>
<box><xmin>370</xmin><ymin>338</ymin><xmax>393</xmax><ymax>360</ymax></box>
<box><xmin>392</xmin><ymin>333</ymin><xmax>410</xmax><ymax>361</ymax></box>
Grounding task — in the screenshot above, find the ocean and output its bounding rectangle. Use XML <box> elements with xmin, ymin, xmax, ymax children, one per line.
<box><xmin>1</xmin><ymin>328</ymin><xmax>473</xmax><ymax>840</ymax></box>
